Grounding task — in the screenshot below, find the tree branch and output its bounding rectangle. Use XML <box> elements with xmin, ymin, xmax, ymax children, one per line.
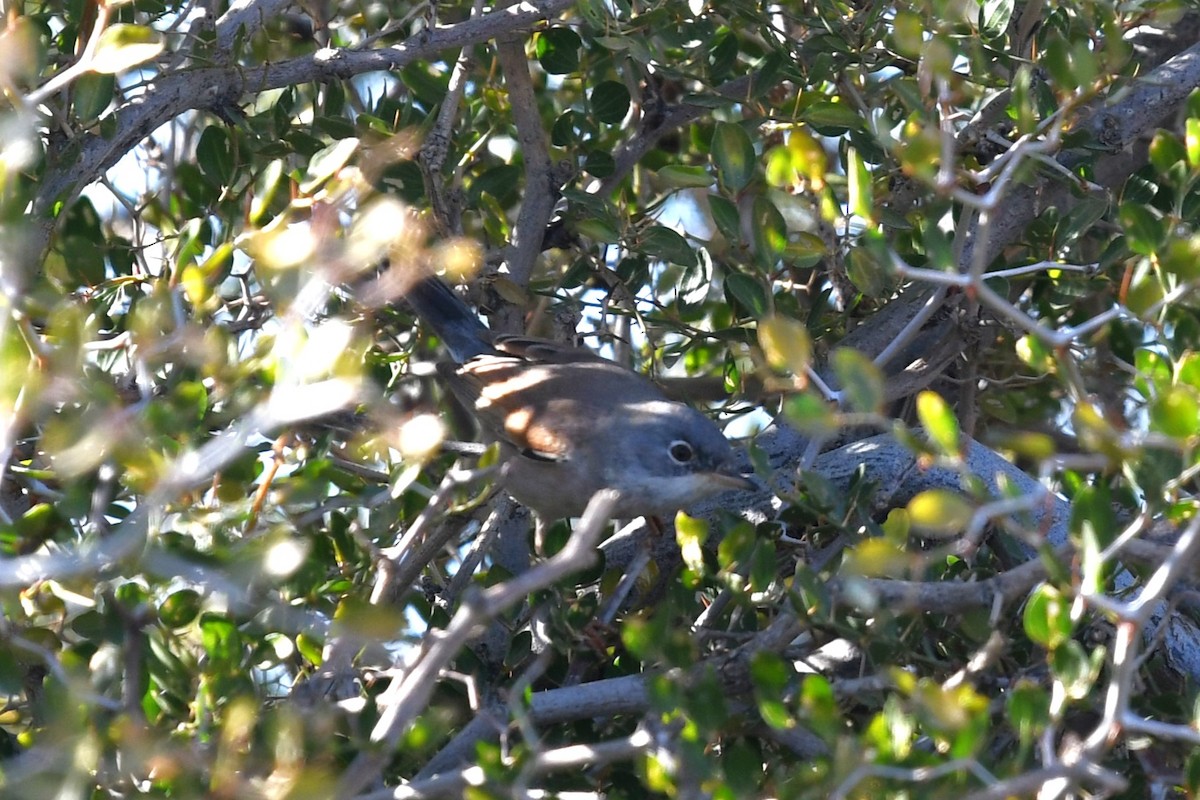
<box><xmin>32</xmin><ymin>0</ymin><xmax>576</xmax><ymax>256</ymax></box>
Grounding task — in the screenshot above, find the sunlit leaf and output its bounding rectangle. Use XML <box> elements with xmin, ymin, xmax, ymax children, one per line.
<box><xmin>907</xmin><ymin>489</ymin><xmax>973</xmax><ymax>538</ymax></box>
<box><xmin>1150</xmin><ymin>386</ymin><xmax>1200</xmax><ymax>438</ymax></box>
<box><xmin>1023</xmin><ymin>584</ymin><xmax>1074</xmax><ymax>649</ymax></box>
<box><xmin>90</xmin><ymin>24</ymin><xmax>162</xmax><ymax>74</ymax></box>
<box><xmin>917</xmin><ymin>391</ymin><xmax>960</xmax><ymax>456</ymax></box>
<box><xmin>758</xmin><ymin>315</ymin><xmax>811</xmax><ymax>375</ymax></box>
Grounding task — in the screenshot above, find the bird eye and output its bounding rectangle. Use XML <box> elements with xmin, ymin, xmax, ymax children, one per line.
<box><xmin>668</xmin><ymin>440</ymin><xmax>695</xmax><ymax>464</ymax></box>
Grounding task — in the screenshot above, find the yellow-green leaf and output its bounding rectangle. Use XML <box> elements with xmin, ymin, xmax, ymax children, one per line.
<box><xmin>1150</xmin><ymin>386</ymin><xmax>1200</xmax><ymax>438</ymax></box>
<box><xmin>844</xmin><ymin>537</ymin><xmax>912</xmax><ymax>577</ymax></box>
<box><xmin>1186</xmin><ymin>117</ymin><xmax>1200</xmax><ymax>169</ymax></box>
<box><xmin>917</xmin><ymin>391</ymin><xmax>960</xmax><ymax>455</ymax></box>
<box><xmin>1023</xmin><ymin>583</ymin><xmax>1074</xmax><ymax>649</ymax></box>
<box><xmin>847</xmin><ymin>147</ymin><xmax>872</xmax><ymax>221</ymax></box>
<box><xmin>907</xmin><ymin>489</ymin><xmax>973</xmax><ymax>538</ymax></box>
<box><xmin>675</xmin><ymin>512</ymin><xmax>709</xmax><ymax>574</ymax></box>
<box><xmin>787</xmin><ymin>126</ymin><xmax>826</xmax><ymax>189</ymax></box>
<box><xmin>300</xmin><ymin>137</ymin><xmax>359</xmax><ymax>194</ymax></box>
<box><xmin>759</xmin><ymin>315</ymin><xmax>812</xmax><ymax>375</ymax></box>
<box><xmin>90</xmin><ymin>24</ymin><xmax>163</xmax><ymax>74</ymax></box>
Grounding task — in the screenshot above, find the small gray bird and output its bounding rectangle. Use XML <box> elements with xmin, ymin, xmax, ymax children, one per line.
<box><xmin>405</xmin><ymin>277</ymin><xmax>754</xmax><ymax>519</ymax></box>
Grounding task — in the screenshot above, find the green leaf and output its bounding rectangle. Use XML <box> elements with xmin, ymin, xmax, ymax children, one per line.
<box><xmin>1023</xmin><ymin>583</ymin><xmax>1074</xmax><ymax>649</ymax></box>
<box><xmin>199</xmin><ymin>613</ymin><xmax>241</xmax><ymax>670</ymax></box>
<box><xmin>1186</xmin><ymin>750</ymin><xmax>1200</xmax><ymax>798</ymax></box>
<box><xmin>1178</xmin><ymin>352</ymin><xmax>1200</xmax><ymax>391</ymax></box>
<box><xmin>831</xmin><ymin>347</ymin><xmax>884</xmax><ymax>414</ymax></box>
<box><xmin>708</xmin><ymin>194</ymin><xmax>741</xmax><ymax>242</ymax></box>
<box><xmin>590</xmin><ymin>80</ymin><xmax>630</xmax><ymax>124</ymax></box>
<box><xmin>1160</xmin><ymin>236</ymin><xmax>1200</xmax><ymax>280</ymax></box>
<box><xmin>891</xmin><ymin>10</ymin><xmax>923</xmax><ymax>57</ymax></box>
<box><xmin>639</xmin><ymin>225</ymin><xmax>695</xmax><ymax>266</ymax></box>
<box><xmin>1050</xmin><ymin>639</ymin><xmax>1101</xmax><ymax>700</ymax></box>
<box><xmin>535</xmin><ymin>27</ymin><xmax>581</xmax><ymax>74</ymax></box>
<box><xmin>1150</xmin><ymin>386</ymin><xmax>1200</xmax><ymax>438</ymax></box>
<box><xmin>845</xmin><ymin>246</ymin><xmax>889</xmax><ymax>297</ymax></box>
<box><xmin>573</xmin><ymin>218</ymin><xmax>619</xmax><ymax>243</ymax></box>
<box><xmin>1055</xmin><ymin>197</ymin><xmax>1108</xmax><ymax>247</ymax></box>
<box><xmin>711</xmin><ymin>122</ymin><xmax>756</xmax><ymax>193</ymax></box>
<box><xmin>724</xmin><ymin>273</ymin><xmax>768</xmax><ymax>317</ymax></box>
<box><xmin>751</xmin><ymin>195</ymin><xmax>787</xmax><ymax>268</ymax></box>
<box><xmin>158</xmin><ymin>590</ymin><xmax>203</xmax><ymax>628</ymax></box>
<box><xmin>979</xmin><ymin>0</ymin><xmax>1014</xmax><ymax>37</ymax></box>
<box><xmin>917</xmin><ymin>391</ymin><xmax>960</xmax><ymax>455</ymax></box>
<box><xmin>801</xmin><ymin>101</ymin><xmax>863</xmax><ymax>132</ymax></box>
<box><xmin>300</xmin><ymin>137</ymin><xmax>359</xmax><ymax>194</ymax></box>
<box><xmin>470</xmin><ymin>164</ymin><xmax>521</xmax><ymax>205</ymax></box>
<box><xmin>73</xmin><ymin>71</ymin><xmax>115</xmax><ymax>121</ymax></box>
<box><xmin>1148</xmin><ymin>130</ymin><xmax>1186</xmax><ymax>172</ymax></box>
<box><xmin>1118</xmin><ymin>202</ymin><xmax>1165</xmax><ymax>256</ymax></box>
<box><xmin>0</xmin><ymin>649</ymin><xmax>24</xmax><ymax>695</ymax></box>
<box><xmin>799</xmin><ymin>675</ymin><xmax>841</xmax><ymax>740</ymax></box>
<box><xmin>844</xmin><ymin>537</ymin><xmax>911</xmax><ymax>576</ymax></box>
<box><xmin>296</xmin><ymin>632</ymin><xmax>324</xmax><ymax>666</ymax></box>
<box><xmin>782</xmin><ymin>392</ymin><xmax>836</xmax><ymax>435</ymax></box>
<box><xmin>786</xmin><ymin>127</ymin><xmax>826</xmax><ymax>188</ymax></box>
<box><xmin>0</xmin><ymin>16</ymin><xmax>47</xmax><ymax>86</ymax></box>
<box><xmin>847</xmin><ymin>147</ymin><xmax>872</xmax><ymax>221</ymax></box>
<box><xmin>656</xmin><ymin>165</ymin><xmax>714</xmax><ymax>189</ymax></box>
<box><xmin>584</xmin><ymin>149</ymin><xmax>615</xmax><ymax>178</ymax></box>
<box><xmin>1006</xmin><ymin>680</ymin><xmax>1050</xmax><ymax>747</ymax></box>
<box><xmin>196</xmin><ymin>126</ymin><xmax>233</xmax><ymax>188</ymax></box>
<box><xmin>90</xmin><ymin>24</ymin><xmax>163</xmax><ymax>74</ymax></box>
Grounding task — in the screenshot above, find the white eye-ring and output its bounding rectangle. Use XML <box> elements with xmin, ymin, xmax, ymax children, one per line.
<box><xmin>668</xmin><ymin>440</ymin><xmax>695</xmax><ymax>464</ymax></box>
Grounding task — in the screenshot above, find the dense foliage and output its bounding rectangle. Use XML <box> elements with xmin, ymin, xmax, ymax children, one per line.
<box><xmin>3</xmin><ymin>0</ymin><xmax>1200</xmax><ymax>797</ymax></box>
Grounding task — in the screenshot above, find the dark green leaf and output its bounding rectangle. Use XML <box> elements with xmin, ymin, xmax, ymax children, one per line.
<box><xmin>711</xmin><ymin>122</ymin><xmax>756</xmax><ymax>193</ymax></box>
<box><xmin>535</xmin><ymin>27</ymin><xmax>581</xmax><ymax>74</ymax></box>
<box><xmin>801</xmin><ymin>101</ymin><xmax>863</xmax><ymax>133</ymax></box>
<box><xmin>584</xmin><ymin>149</ymin><xmax>615</xmax><ymax>178</ymax></box>
<box><xmin>590</xmin><ymin>80</ymin><xmax>630</xmax><ymax>124</ymax></box>
<box><xmin>751</xmin><ymin>195</ymin><xmax>787</xmax><ymax>268</ymax></box>
<box><xmin>73</xmin><ymin>71</ymin><xmax>115</xmax><ymax>121</ymax></box>
<box><xmin>158</xmin><ymin>590</ymin><xmax>203</xmax><ymax>628</ymax></box>
<box><xmin>708</xmin><ymin>194</ymin><xmax>741</xmax><ymax>242</ymax></box>
<box><xmin>639</xmin><ymin>225</ymin><xmax>695</xmax><ymax>267</ymax></box>
<box><xmin>724</xmin><ymin>273</ymin><xmax>768</xmax><ymax>317</ymax></box>
<box><xmin>196</xmin><ymin>126</ymin><xmax>233</xmax><ymax>188</ymax></box>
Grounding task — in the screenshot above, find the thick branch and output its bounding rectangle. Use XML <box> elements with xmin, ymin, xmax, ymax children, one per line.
<box><xmin>493</xmin><ymin>34</ymin><xmax>556</xmax><ymax>286</ymax></box>
<box><xmin>962</xmin><ymin>38</ymin><xmax>1200</xmax><ymax>271</ymax></box>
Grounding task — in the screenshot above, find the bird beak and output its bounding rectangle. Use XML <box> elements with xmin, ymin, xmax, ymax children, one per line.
<box><xmin>708</xmin><ymin>465</ymin><xmax>760</xmax><ymax>493</ymax></box>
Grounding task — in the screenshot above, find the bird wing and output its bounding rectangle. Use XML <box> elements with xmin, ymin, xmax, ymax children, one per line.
<box><xmin>441</xmin><ymin>350</ymin><xmax>665</xmax><ymax>461</ymax></box>
<box><xmin>489</xmin><ymin>334</ymin><xmax>614</xmax><ymax>365</ymax></box>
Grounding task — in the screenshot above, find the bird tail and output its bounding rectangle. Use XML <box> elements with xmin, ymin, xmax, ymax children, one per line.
<box><xmin>405</xmin><ymin>276</ymin><xmax>493</xmax><ymax>363</ymax></box>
